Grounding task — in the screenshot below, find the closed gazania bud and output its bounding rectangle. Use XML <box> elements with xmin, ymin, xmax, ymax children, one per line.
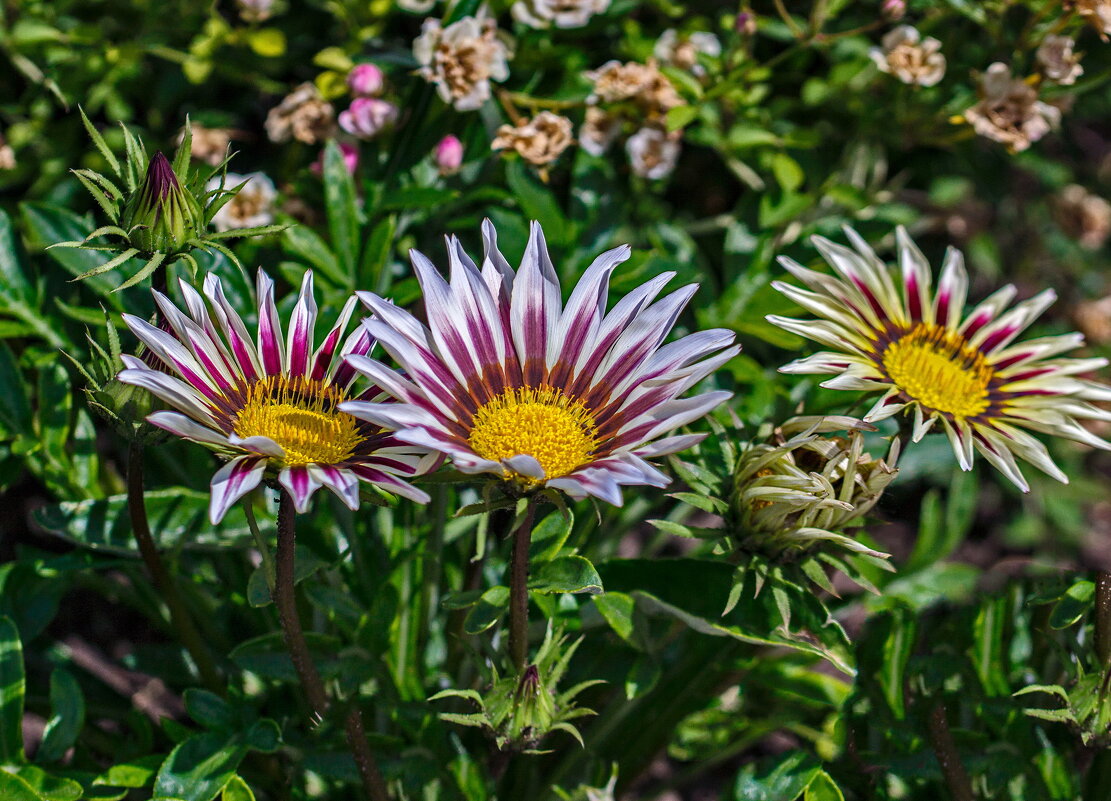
<box><xmin>122</xmin><ymin>152</ymin><xmax>203</xmax><ymax>254</ymax></box>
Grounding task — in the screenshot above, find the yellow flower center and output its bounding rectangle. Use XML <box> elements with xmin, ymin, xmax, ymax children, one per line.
<box><xmin>233</xmin><ymin>376</ymin><xmax>364</xmax><ymax>466</ymax></box>
<box><xmin>881</xmin><ymin>324</ymin><xmax>993</xmax><ymax>419</ymax></box>
<box><xmin>468</xmin><ymin>385</ymin><xmax>599</xmax><ymax>482</ymax></box>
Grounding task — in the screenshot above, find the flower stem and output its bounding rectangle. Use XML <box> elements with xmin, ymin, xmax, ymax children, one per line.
<box><xmin>508</xmin><ymin>501</ymin><xmax>538</xmax><ymax>673</ymax></box>
<box><xmin>926</xmin><ymin>702</ymin><xmax>974</xmax><ymax>801</ymax></box>
<box><xmin>1095</xmin><ymin>572</ymin><xmax>1111</xmax><ymax>668</ymax></box>
<box><xmin>126</xmin><ymin>441</ymin><xmax>222</xmax><ymax>692</ymax></box>
<box><xmin>274</xmin><ymin>489</ymin><xmax>391</xmax><ymax>801</ymax></box>
<box><xmin>274</xmin><ymin>489</ymin><xmax>330</xmax><ymax>719</ymax></box>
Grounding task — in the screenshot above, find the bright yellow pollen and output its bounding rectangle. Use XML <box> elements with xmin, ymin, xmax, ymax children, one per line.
<box><xmin>881</xmin><ymin>324</ymin><xmax>993</xmax><ymax>419</ymax></box>
<box><xmin>233</xmin><ymin>376</ymin><xmax>364</xmax><ymax>466</ymax></box>
<box><xmin>468</xmin><ymin>386</ymin><xmax>599</xmax><ymax>482</ymax></box>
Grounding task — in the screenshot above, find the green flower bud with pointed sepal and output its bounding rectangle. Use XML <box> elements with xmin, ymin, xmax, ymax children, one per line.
<box><xmin>121</xmin><ymin>152</ymin><xmax>203</xmax><ymax>255</ymax></box>
<box><xmin>63</xmin><ymin>308</ymin><xmax>166</xmax><ymax>444</ymax></box>
<box><xmin>51</xmin><ymin>109</ymin><xmax>289</xmax><ymax>291</ymax></box>
<box><xmin>429</xmin><ymin>627</ymin><xmax>602</xmax><ymax>753</ymax></box>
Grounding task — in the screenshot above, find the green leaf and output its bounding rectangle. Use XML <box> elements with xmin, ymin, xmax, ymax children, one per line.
<box><xmin>770</xmin><ymin>152</ymin><xmax>804</xmax><ymax>193</ymax></box>
<box><xmin>93</xmin><ymin>755</ymin><xmax>164</xmax><ymax>789</ymax></box>
<box><xmin>804</xmin><ymin>771</ymin><xmax>845</xmax><ymax>801</ymax></box>
<box><xmin>665</xmin><ymin>105</ymin><xmax>699</xmax><ymax>132</ymax></box>
<box><xmin>221</xmin><ymin>776</ymin><xmax>255</xmax><ymax>801</ymax></box>
<box><xmin>246</xmin><ymin>545</ymin><xmax>327</xmax><ymax>607</ymax></box>
<box><xmin>183</xmin><ymin>689</ymin><xmax>233</xmax><ymax>731</ymax></box>
<box><xmin>359</xmin><ymin>214</ymin><xmax>397</xmax><ymax>294</ymax></box>
<box><xmin>0</xmin><ymin>771</ymin><xmax>44</xmax><ymax>801</ymax></box>
<box><xmin>229</xmin><ymin>633</ymin><xmax>341</xmax><ymax>681</ymax></box>
<box><xmin>36</xmin><ymin>669</ymin><xmax>85</xmax><ymax>764</ymax></box>
<box><xmin>600</xmin><ymin>559</ymin><xmax>853</xmax><ymax>673</ymax></box>
<box><xmin>463</xmin><ymin>586</ymin><xmax>509</xmax><ymax>635</ymax></box>
<box><xmin>528</xmin><ymin>509</ymin><xmax>574</xmax><ymax>564</ymax></box>
<box><xmin>593</xmin><ymin>592</ymin><xmax>635</xmax><ymax>645</ymax></box>
<box><xmin>245</xmin><ymin>28</ymin><xmax>286</xmax><ymax>57</ymax></box>
<box><xmin>0</xmin><ymin>342</ymin><xmax>33</xmax><ymax>437</ymax></box>
<box><xmin>0</xmin><ymin>616</ymin><xmax>26</xmax><ymax>763</ymax></box>
<box><xmin>322</xmin><ymin>140</ymin><xmax>360</xmax><ymax>280</ymax></box>
<box><xmin>733</xmin><ymin>752</ymin><xmax>820</xmax><ymax>801</ymax></box>
<box><xmin>79</xmin><ymin>107</ymin><xmax>122</xmax><ymax>179</ymax></box>
<box><xmin>505</xmin><ymin>159</ymin><xmax>568</xmax><ymax>246</ymax></box>
<box><xmin>153</xmin><ymin>732</ymin><xmax>247</xmax><ymax>801</ymax></box>
<box><xmin>21</xmin><ymin>202</ymin><xmax>122</xmax><ymax>299</ymax></box>
<box><xmin>33</xmin><ymin>489</ymin><xmax>256</xmax><ymax>553</ymax></box>
<box><xmin>7</xmin><ymin>764</ymin><xmax>83</xmax><ymax>801</ymax></box>
<box><xmin>971</xmin><ymin>597</ymin><xmax>1010</xmax><ymax>698</ymax></box>
<box><xmin>0</xmin><ymin>209</ymin><xmax>33</xmax><ymax>301</ymax></box>
<box><xmin>1050</xmin><ymin>580</ymin><xmax>1094</xmax><ymax>629</ymax></box>
<box><xmin>880</xmin><ymin>608</ymin><xmax>915</xmax><ymax>719</ymax></box>
<box><xmin>281</xmin><ymin>224</ymin><xmax>344</xmax><ymax>287</ymax></box>
<box><xmin>529</xmin><ymin>556</ymin><xmax>603</xmax><ymax>595</ymax></box>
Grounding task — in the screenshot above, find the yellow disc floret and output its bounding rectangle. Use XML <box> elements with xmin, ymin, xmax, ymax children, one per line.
<box><xmin>881</xmin><ymin>323</ymin><xmax>993</xmax><ymax>419</ymax></box>
<box><xmin>233</xmin><ymin>376</ymin><xmax>364</xmax><ymax>466</ymax></box>
<box><xmin>468</xmin><ymin>385</ymin><xmax>599</xmax><ymax>482</ymax></box>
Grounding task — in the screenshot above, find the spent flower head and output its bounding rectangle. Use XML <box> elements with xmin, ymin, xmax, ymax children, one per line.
<box><xmin>869</xmin><ymin>26</ymin><xmax>946</xmax><ymax>87</ymax></box>
<box><xmin>413</xmin><ymin>11</ymin><xmax>511</xmax><ymax>111</ymax></box>
<box><xmin>963</xmin><ymin>62</ymin><xmax>1060</xmax><ymax>153</ymax></box>
<box><xmin>511</xmin><ymin>0</ymin><xmax>610</xmax><ymax>29</ymax></box>
<box><xmin>1037</xmin><ymin>35</ymin><xmax>1084</xmax><ymax>85</ymax></box>
<box><xmin>492</xmin><ymin>111</ymin><xmax>574</xmax><ymax>169</ymax></box>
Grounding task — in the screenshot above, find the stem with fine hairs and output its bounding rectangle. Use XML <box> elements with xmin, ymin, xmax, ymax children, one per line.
<box><xmin>126</xmin><ymin>441</ymin><xmax>222</xmax><ymax>692</ymax></box>
<box><xmin>274</xmin><ymin>489</ymin><xmax>391</xmax><ymax>801</ymax></box>
<box><xmin>507</xmin><ymin>500</ymin><xmax>538</xmax><ymax>673</ymax></box>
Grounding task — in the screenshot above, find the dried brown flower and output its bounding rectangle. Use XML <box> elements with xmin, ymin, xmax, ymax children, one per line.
<box><xmin>869</xmin><ymin>26</ymin><xmax>945</xmax><ymax>87</ymax></box>
<box><xmin>963</xmin><ymin>63</ymin><xmax>1060</xmax><ymax>152</ymax></box>
<box><xmin>492</xmin><ymin>111</ymin><xmax>574</xmax><ymax>166</ymax></box>
<box><xmin>264</xmin><ymin>83</ymin><xmax>336</xmax><ymax>145</ymax></box>
<box><xmin>413</xmin><ymin>12</ymin><xmax>511</xmax><ymax>112</ymax></box>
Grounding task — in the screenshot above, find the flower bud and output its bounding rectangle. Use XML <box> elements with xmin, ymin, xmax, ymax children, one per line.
<box><xmin>435</xmin><ymin>135</ymin><xmax>464</xmax><ymax>175</ymax></box>
<box><xmin>121</xmin><ymin>152</ymin><xmax>203</xmax><ymax>254</ymax></box>
<box><xmin>730</xmin><ymin>418</ymin><xmax>897</xmax><ymax>560</ymax></box>
<box><xmin>881</xmin><ymin>0</ymin><xmax>905</xmax><ymax>21</ymax></box>
<box><xmin>347</xmin><ymin>63</ymin><xmax>386</xmax><ymax>97</ymax></box>
<box><xmin>338</xmin><ymin>98</ymin><xmax>399</xmax><ymax>139</ymax></box>
<box><xmin>735</xmin><ymin>10</ymin><xmax>757</xmax><ymax>35</ymax></box>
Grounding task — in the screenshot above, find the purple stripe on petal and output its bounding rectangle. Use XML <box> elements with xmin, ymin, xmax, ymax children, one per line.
<box><xmin>209</xmin><ymin>456</ymin><xmax>266</xmax><ymax>524</ymax></box>
<box><xmin>980</xmin><ymin>324</ymin><xmax>1018</xmax><ymax>354</ymax></box>
<box><xmin>279</xmin><ymin>465</ymin><xmax>322</xmax><ymax>513</ymax></box>
<box><xmin>287</xmin><ymin>271</ymin><xmax>318</xmax><ymax>378</ymax></box>
<box><xmin>256</xmin><ymin>271</ymin><xmax>284</xmax><ymax>376</ymax></box>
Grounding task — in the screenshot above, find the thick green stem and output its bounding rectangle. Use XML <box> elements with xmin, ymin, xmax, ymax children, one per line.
<box><xmin>508</xmin><ymin>501</ymin><xmax>538</xmax><ymax>673</ymax></box>
<box><xmin>274</xmin><ymin>490</ymin><xmax>391</xmax><ymax>801</ymax></box>
<box><xmin>126</xmin><ymin>441</ymin><xmax>222</xmax><ymax>692</ymax></box>
<box><xmin>926</xmin><ymin>702</ymin><xmax>974</xmax><ymax>801</ymax></box>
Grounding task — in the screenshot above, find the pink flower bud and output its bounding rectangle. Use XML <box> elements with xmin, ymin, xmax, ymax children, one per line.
<box><xmin>311</xmin><ymin>141</ymin><xmax>360</xmax><ymax>176</ymax></box>
<box><xmin>434</xmin><ymin>135</ymin><xmax>464</xmax><ymax>175</ymax></box>
<box><xmin>881</xmin><ymin>0</ymin><xmax>905</xmax><ymax>21</ymax></box>
<box><xmin>338</xmin><ymin>98</ymin><xmax>399</xmax><ymax>140</ymax></box>
<box><xmin>735</xmin><ymin>11</ymin><xmax>757</xmax><ymax>35</ymax></box>
<box><xmin>347</xmin><ymin>63</ymin><xmax>386</xmax><ymax>97</ymax></box>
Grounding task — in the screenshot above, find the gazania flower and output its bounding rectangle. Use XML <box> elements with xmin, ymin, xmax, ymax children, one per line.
<box><xmin>117</xmin><ymin>270</ymin><xmax>433</xmax><ymax>522</ymax></box>
<box><xmin>768</xmin><ymin>227</ymin><xmax>1111</xmax><ymax>491</ymax></box>
<box><xmin>340</xmin><ymin>221</ymin><xmax>738</xmax><ymax>504</ymax></box>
